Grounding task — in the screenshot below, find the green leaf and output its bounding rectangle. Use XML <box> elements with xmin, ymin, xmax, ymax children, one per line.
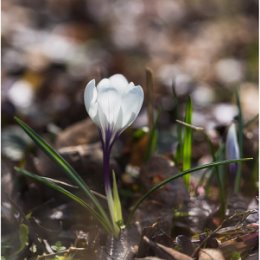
<box><xmin>51</xmin><ymin>241</ymin><xmax>66</xmax><ymax>252</ymax></box>
<box><xmin>15</xmin><ymin>167</ymin><xmax>113</xmax><ymax>234</ymax></box>
<box><xmin>172</xmin><ymin>87</ymin><xmax>182</xmax><ymax>165</ymax></box>
<box><xmin>133</xmin><ymin>127</ymin><xmax>148</xmax><ymax>141</ymax></box>
<box><xmin>127</xmin><ymin>157</ymin><xmax>253</xmax><ymax>224</ymax></box>
<box><xmin>182</xmin><ymin>97</ymin><xmax>193</xmax><ymax>188</ymax></box>
<box><xmin>112</xmin><ymin>171</ymin><xmax>124</xmax><ymax>227</ymax></box>
<box><xmin>145</xmin><ymin>68</ymin><xmax>155</xmax><ymax>130</ymax></box>
<box><xmin>212</xmin><ymin>143</ymin><xmax>226</xmax><ymax>217</ymax></box>
<box><xmin>14</xmin><ymin>117</ymin><xmax>112</xmax><ymax>231</ymax></box>
<box><xmin>234</xmin><ymin>90</ymin><xmax>243</xmax><ymax>193</ymax></box>
<box><xmin>13</xmin><ymin>224</ymin><xmax>29</xmax><ymax>255</ymax></box>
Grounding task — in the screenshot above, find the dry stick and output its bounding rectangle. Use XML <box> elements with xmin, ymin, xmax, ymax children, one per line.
<box><xmin>36</xmin><ymin>247</ymin><xmax>86</xmax><ymax>260</ymax></box>
<box><xmin>191</xmin><ymin>209</ymin><xmax>257</xmax><ymax>258</ymax></box>
<box><xmin>145</xmin><ymin>68</ymin><xmax>154</xmax><ymax>130</ymax></box>
<box><xmin>243</xmin><ymin>113</ymin><xmax>259</xmax><ymax>131</ymax></box>
<box><xmin>143</xmin><ymin>236</ymin><xmax>193</xmax><ymax>260</ymax></box>
<box><xmin>176</xmin><ymin>119</ymin><xmax>204</xmax><ymax>131</ymax></box>
<box><xmin>40</xmin><ymin>178</ymin><xmax>107</xmax><ymax>200</ymax></box>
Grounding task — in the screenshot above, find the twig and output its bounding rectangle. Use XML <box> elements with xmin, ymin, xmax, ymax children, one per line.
<box><xmin>191</xmin><ymin>209</ymin><xmax>257</xmax><ymax>257</ymax></box>
<box><xmin>42</xmin><ymin>239</ymin><xmax>54</xmax><ymax>254</ymax></box>
<box><xmin>143</xmin><ymin>236</ymin><xmax>193</xmax><ymax>260</ymax></box>
<box><xmin>145</xmin><ymin>68</ymin><xmax>154</xmax><ymax>130</ymax></box>
<box><xmin>42</xmin><ymin>177</ymin><xmax>107</xmax><ymax>200</ymax></box>
<box><xmin>244</xmin><ymin>113</ymin><xmax>259</xmax><ymax>129</ymax></box>
<box><xmin>36</xmin><ymin>246</ymin><xmax>86</xmax><ymax>259</ymax></box>
<box><xmin>176</xmin><ymin>119</ymin><xmax>204</xmax><ymax>131</ymax></box>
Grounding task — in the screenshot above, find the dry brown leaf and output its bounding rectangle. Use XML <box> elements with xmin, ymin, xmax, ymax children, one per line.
<box><xmin>198</xmin><ymin>249</ymin><xmax>225</xmax><ymax>260</ymax></box>
<box><xmin>143</xmin><ymin>236</ymin><xmax>193</xmax><ymax>260</ymax></box>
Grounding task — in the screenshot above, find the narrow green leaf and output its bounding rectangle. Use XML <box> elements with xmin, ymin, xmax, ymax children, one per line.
<box><xmin>182</xmin><ymin>97</ymin><xmax>193</xmax><ymax>188</ymax></box>
<box><xmin>14</xmin><ymin>117</ymin><xmax>111</xmax><ymax>230</ymax></box>
<box><xmin>106</xmin><ymin>188</ymin><xmax>120</xmax><ymax>236</ymax></box>
<box><xmin>175</xmin><ymin>114</ymin><xmax>182</xmax><ymax>165</ymax></box>
<box><xmin>171</xmin><ymin>84</ymin><xmax>182</xmax><ymax>164</ymax></box>
<box><xmin>196</xmin><ymin>133</ymin><xmax>216</xmax><ymax>188</ymax></box>
<box><xmin>211</xmin><ymin>143</ymin><xmax>226</xmax><ymax>217</ymax></box>
<box><xmin>234</xmin><ymin>90</ymin><xmax>243</xmax><ymax>193</ymax></box>
<box><xmin>15</xmin><ymin>167</ymin><xmax>113</xmax><ymax>234</ymax></box>
<box><xmin>13</xmin><ymin>224</ymin><xmax>29</xmax><ymax>255</ymax></box>
<box><xmin>127</xmin><ymin>158</ymin><xmax>253</xmax><ymax>224</ymax></box>
<box><xmin>112</xmin><ymin>171</ymin><xmax>123</xmax><ymax>227</ymax></box>
<box><xmin>43</xmin><ymin>177</ymin><xmax>106</xmax><ymax>200</ymax></box>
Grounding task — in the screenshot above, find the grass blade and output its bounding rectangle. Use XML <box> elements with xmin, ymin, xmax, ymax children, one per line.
<box><xmin>14</xmin><ymin>117</ymin><xmax>111</xmax><ymax>229</ymax></box>
<box><xmin>171</xmin><ymin>84</ymin><xmax>182</xmax><ymax>165</ymax></box>
<box><xmin>182</xmin><ymin>97</ymin><xmax>193</xmax><ymax>188</ymax></box>
<box><xmin>15</xmin><ymin>167</ymin><xmax>113</xmax><ymax>234</ymax></box>
<box><xmin>13</xmin><ymin>224</ymin><xmax>29</xmax><ymax>256</ymax></box>
<box><xmin>234</xmin><ymin>90</ymin><xmax>243</xmax><ymax>193</ymax></box>
<box><xmin>127</xmin><ymin>157</ymin><xmax>253</xmax><ymax>224</ymax></box>
<box><xmin>213</xmin><ymin>144</ymin><xmax>226</xmax><ymax>217</ymax></box>
<box><xmin>112</xmin><ymin>171</ymin><xmax>123</xmax><ymax>226</ymax></box>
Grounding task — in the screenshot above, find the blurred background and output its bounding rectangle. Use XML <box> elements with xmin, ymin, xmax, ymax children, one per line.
<box><xmin>1</xmin><ymin>0</ymin><xmax>259</xmax><ymax>258</ymax></box>
<box><xmin>2</xmin><ymin>0</ymin><xmax>258</xmax><ymax>130</ymax></box>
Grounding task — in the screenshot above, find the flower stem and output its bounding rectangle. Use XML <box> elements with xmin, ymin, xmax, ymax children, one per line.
<box><xmin>103</xmin><ymin>146</ymin><xmax>112</xmax><ymax>192</ymax></box>
<box><xmin>102</xmin><ymin>130</ymin><xmax>123</xmax><ymax>236</ymax></box>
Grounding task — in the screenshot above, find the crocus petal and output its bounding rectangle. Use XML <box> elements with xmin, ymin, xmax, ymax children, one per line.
<box><xmin>109</xmin><ymin>74</ymin><xmax>129</xmax><ymax>94</ymax></box>
<box><xmin>84</xmin><ymin>80</ymin><xmax>100</xmax><ymax>126</ymax></box>
<box><xmin>108</xmin><ymin>107</ymin><xmax>124</xmax><ymax>145</ymax></box>
<box><xmin>97</xmin><ymin>87</ymin><xmax>122</xmax><ymax>132</ymax></box>
<box><xmin>96</xmin><ymin>78</ymin><xmax>111</xmax><ymax>92</ymax></box>
<box><xmin>96</xmin><ymin>104</ymin><xmax>109</xmax><ymax>141</ymax></box>
<box><xmin>114</xmin><ymin>107</ymin><xmax>124</xmax><ymax>132</ymax></box>
<box><xmin>121</xmin><ymin>84</ymin><xmax>144</xmax><ymax>128</ymax></box>
<box><xmin>84</xmin><ymin>74</ymin><xmax>144</xmax><ymax>145</ymax></box>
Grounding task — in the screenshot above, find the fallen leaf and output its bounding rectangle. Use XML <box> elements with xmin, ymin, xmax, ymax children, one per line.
<box><xmin>199</xmin><ymin>248</ymin><xmax>225</xmax><ymax>260</ymax></box>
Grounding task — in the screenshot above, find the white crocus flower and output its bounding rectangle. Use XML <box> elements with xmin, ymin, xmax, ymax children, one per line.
<box><xmin>84</xmin><ymin>74</ymin><xmax>144</xmax><ymax>234</ymax></box>
<box><xmin>84</xmin><ymin>74</ymin><xmax>144</xmax><ymax>145</ymax></box>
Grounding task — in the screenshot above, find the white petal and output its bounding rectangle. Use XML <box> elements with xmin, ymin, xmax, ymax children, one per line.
<box><xmin>97</xmin><ymin>87</ymin><xmax>122</xmax><ymax>131</ymax></box>
<box><xmin>108</xmin><ymin>74</ymin><xmax>130</xmax><ymax>96</ymax></box>
<box><xmin>84</xmin><ymin>80</ymin><xmax>100</xmax><ymax>125</ymax></box>
<box><xmin>97</xmin><ymin>74</ymin><xmax>129</xmax><ymax>96</ymax></box>
<box><xmin>109</xmin><ymin>107</ymin><xmax>124</xmax><ymax>144</ymax></box>
<box><xmin>84</xmin><ymin>80</ymin><xmax>96</xmax><ymax>111</ymax></box>
<box><xmin>109</xmin><ymin>74</ymin><xmax>129</xmax><ymax>90</ymax></box>
<box><xmin>85</xmin><ymin>75</ymin><xmax>144</xmax><ymax>141</ymax></box>
<box><xmin>121</xmin><ymin>84</ymin><xmax>144</xmax><ymax>128</ymax></box>
<box><xmin>96</xmin><ymin>104</ymin><xmax>109</xmax><ymax>140</ymax></box>
<box><xmin>114</xmin><ymin>107</ymin><xmax>124</xmax><ymax>132</ymax></box>
<box><xmin>96</xmin><ymin>78</ymin><xmax>111</xmax><ymax>92</ymax></box>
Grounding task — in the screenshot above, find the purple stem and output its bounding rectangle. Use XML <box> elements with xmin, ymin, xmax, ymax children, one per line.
<box><xmin>100</xmin><ymin>128</ymin><xmax>118</xmax><ymax>194</ymax></box>
<box><xmin>103</xmin><ymin>142</ymin><xmax>112</xmax><ymax>193</ymax></box>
